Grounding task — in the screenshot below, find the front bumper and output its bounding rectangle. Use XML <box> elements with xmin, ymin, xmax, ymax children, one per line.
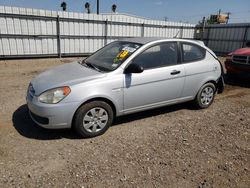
<box><xmin>27</xmin><ymin>94</ymin><xmax>79</xmax><ymax>129</ymax></box>
<box><xmin>225</xmin><ymin>60</ymin><xmax>250</xmax><ymax>77</ymax></box>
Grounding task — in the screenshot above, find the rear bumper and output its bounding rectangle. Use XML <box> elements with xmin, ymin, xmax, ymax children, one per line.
<box><xmin>216</xmin><ymin>76</ymin><xmax>224</xmax><ymax>94</ymax></box>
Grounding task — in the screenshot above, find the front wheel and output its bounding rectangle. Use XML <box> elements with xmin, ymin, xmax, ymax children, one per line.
<box><xmin>195</xmin><ymin>83</ymin><xmax>216</xmax><ymax>109</ymax></box>
<box><xmin>73</xmin><ymin>101</ymin><xmax>114</xmax><ymax>138</ymax></box>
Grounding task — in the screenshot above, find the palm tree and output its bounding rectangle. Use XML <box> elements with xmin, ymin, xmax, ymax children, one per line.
<box><xmin>112</xmin><ymin>4</ymin><xmax>117</xmax><ymax>13</ymax></box>
<box><xmin>85</xmin><ymin>2</ymin><xmax>90</xmax><ymax>14</ymax></box>
<box><xmin>61</xmin><ymin>1</ymin><xmax>67</xmax><ymax>11</ymax></box>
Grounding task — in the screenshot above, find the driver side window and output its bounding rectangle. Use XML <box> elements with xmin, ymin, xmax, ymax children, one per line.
<box><xmin>133</xmin><ymin>42</ymin><xmax>178</xmax><ymax>70</ymax></box>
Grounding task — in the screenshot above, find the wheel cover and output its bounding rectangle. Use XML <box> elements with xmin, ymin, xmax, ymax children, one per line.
<box><xmin>200</xmin><ymin>86</ymin><xmax>214</xmax><ymax>105</ymax></box>
<box><xmin>83</xmin><ymin>107</ymin><xmax>109</xmax><ymax>133</ymax></box>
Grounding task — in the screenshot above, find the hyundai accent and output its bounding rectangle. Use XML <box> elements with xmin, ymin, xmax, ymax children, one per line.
<box><xmin>27</xmin><ymin>38</ymin><xmax>224</xmax><ymax>137</ymax></box>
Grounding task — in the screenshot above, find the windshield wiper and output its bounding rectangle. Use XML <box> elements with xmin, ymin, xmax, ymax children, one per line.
<box><xmin>82</xmin><ymin>60</ymin><xmax>101</xmax><ymax>72</ymax></box>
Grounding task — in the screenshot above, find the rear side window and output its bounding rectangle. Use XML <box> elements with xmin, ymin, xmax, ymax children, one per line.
<box><xmin>182</xmin><ymin>43</ymin><xmax>206</xmax><ymax>62</ymax></box>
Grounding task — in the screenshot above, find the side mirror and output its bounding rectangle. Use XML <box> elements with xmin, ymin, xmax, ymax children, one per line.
<box><xmin>124</xmin><ymin>63</ymin><xmax>144</xmax><ymax>74</ymax></box>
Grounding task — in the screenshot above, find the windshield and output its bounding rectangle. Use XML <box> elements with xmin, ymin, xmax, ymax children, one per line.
<box><xmin>83</xmin><ymin>41</ymin><xmax>142</xmax><ymax>72</ymax></box>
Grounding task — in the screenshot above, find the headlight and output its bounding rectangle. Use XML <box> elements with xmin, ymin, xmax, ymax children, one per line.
<box><xmin>38</xmin><ymin>86</ymin><xmax>71</xmax><ymax>104</ymax></box>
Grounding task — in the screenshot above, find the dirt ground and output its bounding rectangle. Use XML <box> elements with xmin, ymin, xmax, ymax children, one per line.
<box><xmin>0</xmin><ymin>57</ymin><xmax>249</xmax><ymax>188</ymax></box>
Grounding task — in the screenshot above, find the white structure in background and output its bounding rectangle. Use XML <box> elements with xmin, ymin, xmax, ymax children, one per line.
<box><xmin>202</xmin><ymin>23</ymin><xmax>250</xmax><ymax>54</ymax></box>
<box><xmin>0</xmin><ymin>6</ymin><xmax>196</xmax><ymax>58</ymax></box>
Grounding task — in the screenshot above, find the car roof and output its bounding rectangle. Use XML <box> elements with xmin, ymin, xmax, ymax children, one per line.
<box><xmin>119</xmin><ymin>37</ymin><xmax>165</xmax><ymax>44</ymax></box>
<box><xmin>118</xmin><ymin>37</ymin><xmax>217</xmax><ymax>59</ymax></box>
<box><xmin>119</xmin><ymin>37</ymin><xmax>205</xmax><ymax>46</ymax></box>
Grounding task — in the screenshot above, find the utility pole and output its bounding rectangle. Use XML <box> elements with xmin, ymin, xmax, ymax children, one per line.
<box><xmin>97</xmin><ymin>0</ymin><xmax>99</xmax><ymax>14</ymax></box>
<box><xmin>218</xmin><ymin>9</ymin><xmax>221</xmax><ymax>23</ymax></box>
<box><xmin>216</xmin><ymin>9</ymin><xmax>222</xmax><ymax>24</ymax></box>
<box><xmin>218</xmin><ymin>9</ymin><xmax>221</xmax><ymax>16</ymax></box>
<box><xmin>226</xmin><ymin>12</ymin><xmax>231</xmax><ymax>24</ymax></box>
<box><xmin>202</xmin><ymin>16</ymin><xmax>206</xmax><ymax>31</ymax></box>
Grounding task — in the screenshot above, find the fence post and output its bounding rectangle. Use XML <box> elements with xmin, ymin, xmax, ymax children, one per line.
<box><xmin>201</xmin><ymin>16</ymin><xmax>206</xmax><ymax>41</ymax></box>
<box><xmin>200</xmin><ymin>26</ymin><xmax>204</xmax><ymax>41</ymax></box>
<box><xmin>180</xmin><ymin>26</ymin><xmax>184</xmax><ymax>38</ymax></box>
<box><xmin>56</xmin><ymin>15</ymin><xmax>61</xmax><ymax>58</ymax></box>
<box><xmin>194</xmin><ymin>26</ymin><xmax>202</xmax><ymax>40</ymax></box>
<box><xmin>205</xmin><ymin>27</ymin><xmax>210</xmax><ymax>46</ymax></box>
<box><xmin>104</xmin><ymin>19</ymin><xmax>108</xmax><ymax>45</ymax></box>
<box><xmin>141</xmin><ymin>23</ymin><xmax>144</xmax><ymax>37</ymax></box>
<box><xmin>242</xmin><ymin>26</ymin><xmax>249</xmax><ymax>48</ymax></box>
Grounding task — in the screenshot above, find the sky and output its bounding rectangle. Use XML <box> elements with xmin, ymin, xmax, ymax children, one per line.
<box><xmin>0</xmin><ymin>0</ymin><xmax>249</xmax><ymax>24</ymax></box>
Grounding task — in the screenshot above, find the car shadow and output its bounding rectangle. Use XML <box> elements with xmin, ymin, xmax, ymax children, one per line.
<box><xmin>113</xmin><ymin>102</ymin><xmax>196</xmax><ymax>125</ymax></box>
<box><xmin>12</xmin><ymin>104</ymin><xmax>82</xmax><ymax>140</ymax></box>
<box><xmin>224</xmin><ymin>74</ymin><xmax>250</xmax><ymax>88</ymax></box>
<box><xmin>13</xmin><ymin>102</ymin><xmax>196</xmax><ymax>140</ymax></box>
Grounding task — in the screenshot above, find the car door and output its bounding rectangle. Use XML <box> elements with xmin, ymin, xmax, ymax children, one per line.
<box><xmin>123</xmin><ymin>42</ymin><xmax>185</xmax><ymax>113</ymax></box>
<box><xmin>180</xmin><ymin>42</ymin><xmax>214</xmax><ymax>98</ymax></box>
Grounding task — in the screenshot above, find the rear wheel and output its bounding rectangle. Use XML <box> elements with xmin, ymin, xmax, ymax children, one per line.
<box><xmin>73</xmin><ymin>101</ymin><xmax>114</xmax><ymax>138</ymax></box>
<box><xmin>195</xmin><ymin>83</ymin><xmax>216</xmax><ymax>109</ymax></box>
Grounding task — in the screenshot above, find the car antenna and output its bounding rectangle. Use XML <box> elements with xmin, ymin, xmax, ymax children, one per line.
<box><xmin>173</xmin><ymin>30</ymin><xmax>180</xmax><ymax>38</ymax></box>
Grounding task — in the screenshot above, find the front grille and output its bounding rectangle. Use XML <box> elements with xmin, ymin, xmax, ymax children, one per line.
<box><xmin>232</xmin><ymin>55</ymin><xmax>250</xmax><ymax>64</ymax></box>
<box><xmin>30</xmin><ymin>111</ymin><xmax>49</xmax><ymax>125</ymax></box>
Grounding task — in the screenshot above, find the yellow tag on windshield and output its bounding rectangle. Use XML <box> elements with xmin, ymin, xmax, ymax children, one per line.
<box><xmin>118</xmin><ymin>50</ymin><xmax>129</xmax><ymax>59</ymax></box>
<box><xmin>113</xmin><ymin>50</ymin><xmax>129</xmax><ymax>63</ymax></box>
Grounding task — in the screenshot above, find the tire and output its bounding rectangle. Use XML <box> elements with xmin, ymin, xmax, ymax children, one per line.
<box><xmin>73</xmin><ymin>101</ymin><xmax>114</xmax><ymax>138</ymax></box>
<box><xmin>195</xmin><ymin>83</ymin><xmax>216</xmax><ymax>109</ymax></box>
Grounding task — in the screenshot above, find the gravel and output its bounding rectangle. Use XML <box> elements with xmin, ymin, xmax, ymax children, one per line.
<box><xmin>0</xmin><ymin>57</ymin><xmax>249</xmax><ymax>187</ymax></box>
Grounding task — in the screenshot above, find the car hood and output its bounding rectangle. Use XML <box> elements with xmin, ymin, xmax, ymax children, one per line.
<box><xmin>31</xmin><ymin>61</ymin><xmax>104</xmax><ymax>95</ymax></box>
<box><xmin>229</xmin><ymin>47</ymin><xmax>250</xmax><ymax>56</ymax></box>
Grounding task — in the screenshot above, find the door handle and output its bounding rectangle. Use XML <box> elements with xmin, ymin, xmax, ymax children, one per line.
<box><xmin>170</xmin><ymin>70</ymin><xmax>181</xmax><ymax>75</ymax></box>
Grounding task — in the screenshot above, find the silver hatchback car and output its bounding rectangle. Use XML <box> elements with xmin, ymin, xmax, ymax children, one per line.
<box><xmin>27</xmin><ymin>38</ymin><xmax>224</xmax><ymax>137</ymax></box>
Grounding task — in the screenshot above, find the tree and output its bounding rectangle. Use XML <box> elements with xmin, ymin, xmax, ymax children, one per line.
<box><xmin>112</xmin><ymin>4</ymin><xmax>117</xmax><ymax>13</ymax></box>
<box><xmin>197</xmin><ymin>15</ymin><xmax>217</xmax><ymax>26</ymax></box>
<box><xmin>61</xmin><ymin>1</ymin><xmax>67</xmax><ymax>11</ymax></box>
<box><xmin>85</xmin><ymin>2</ymin><xmax>91</xmax><ymax>14</ymax></box>
<box><xmin>206</xmin><ymin>15</ymin><xmax>219</xmax><ymax>25</ymax></box>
